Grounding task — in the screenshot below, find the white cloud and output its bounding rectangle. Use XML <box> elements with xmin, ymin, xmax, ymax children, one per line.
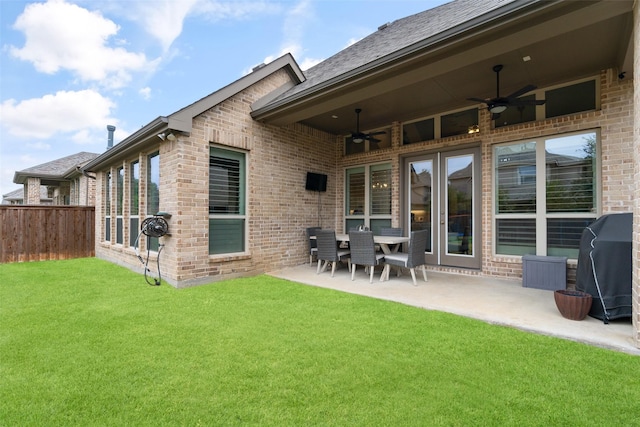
<box><xmin>129</xmin><ymin>0</ymin><xmax>281</xmax><ymax>53</ymax></box>
<box><xmin>0</xmin><ymin>90</ymin><xmax>116</xmax><ymax>140</ymax></box>
<box><xmin>131</xmin><ymin>0</ymin><xmax>200</xmax><ymax>52</ymax></box>
<box><xmin>9</xmin><ymin>0</ymin><xmax>154</xmax><ymax>89</ymax></box>
<box><xmin>139</xmin><ymin>87</ymin><xmax>152</xmax><ymax>100</ymax></box>
<box><xmin>195</xmin><ymin>0</ymin><xmax>281</xmax><ymax>21</ymax></box>
<box><xmin>26</xmin><ymin>141</ymin><xmax>52</xmax><ymax>151</ymax></box>
<box><xmin>299</xmin><ymin>57</ymin><xmax>321</xmax><ymax>71</ymax></box>
<box><xmin>248</xmin><ymin>1</ymin><xmax>322</xmax><ymax>73</ymax></box>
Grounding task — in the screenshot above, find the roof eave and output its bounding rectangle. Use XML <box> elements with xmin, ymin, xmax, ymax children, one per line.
<box><xmin>83</xmin><ymin>117</ymin><xmax>169</xmax><ymax>172</ymax></box>
<box><xmin>83</xmin><ymin>53</ymin><xmax>305</xmax><ymax>172</ymax></box>
<box><xmin>251</xmin><ymin>0</ymin><xmax>546</xmax><ymax>123</ymax></box>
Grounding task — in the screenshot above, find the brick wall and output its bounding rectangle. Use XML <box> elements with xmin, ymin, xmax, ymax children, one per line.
<box><xmin>26</xmin><ymin>177</ymin><xmax>41</xmax><ymax>204</ymax></box>
<box><xmin>93</xmin><ymin>65</ymin><xmax>637</xmax><ymax>309</ymax></box>
<box><xmin>335</xmin><ymin>69</ymin><xmax>635</xmax><ymax>287</ymax></box>
<box><xmin>632</xmin><ymin>0</ymin><xmax>640</xmax><ymax>348</ymax></box>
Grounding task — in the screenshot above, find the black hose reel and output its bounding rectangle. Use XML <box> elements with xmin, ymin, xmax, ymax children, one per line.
<box><xmin>135</xmin><ymin>212</ymin><xmax>171</xmax><ymax>286</ymax></box>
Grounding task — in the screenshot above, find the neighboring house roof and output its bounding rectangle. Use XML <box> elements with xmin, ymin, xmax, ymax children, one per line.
<box><xmin>84</xmin><ymin>53</ymin><xmax>304</xmax><ymax>172</ymax></box>
<box><xmin>1</xmin><ymin>186</ymin><xmax>51</xmax><ymax>204</ymax></box>
<box><xmin>13</xmin><ymin>152</ymin><xmax>100</xmax><ymax>186</ymax></box>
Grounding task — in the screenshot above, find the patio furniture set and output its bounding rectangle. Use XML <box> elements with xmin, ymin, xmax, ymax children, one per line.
<box><xmin>307</xmin><ymin>227</ymin><xmax>428</xmax><ymax>285</ymax></box>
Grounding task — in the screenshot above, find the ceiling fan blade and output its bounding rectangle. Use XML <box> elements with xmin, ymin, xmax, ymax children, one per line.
<box><xmin>467</xmin><ymin>97</ymin><xmax>489</xmax><ymax>104</ymax></box>
<box><xmin>368</xmin><ymin>130</ymin><xmax>386</xmax><ymax>136</ymax></box>
<box><xmin>510</xmin><ymin>98</ymin><xmax>546</xmax><ymax>106</ymax></box>
<box><xmin>505</xmin><ymin>84</ymin><xmax>537</xmax><ymax>100</ymax></box>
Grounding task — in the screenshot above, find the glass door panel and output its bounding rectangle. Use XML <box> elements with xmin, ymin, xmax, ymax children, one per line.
<box><xmin>440</xmin><ymin>149</ymin><xmax>481</xmax><ymax>268</ymax></box>
<box><xmin>405</xmin><ymin>148</ymin><xmax>481</xmax><ymax>269</ymax></box>
<box><xmin>409</xmin><ymin>160</ymin><xmax>434</xmax><ymax>252</ymax></box>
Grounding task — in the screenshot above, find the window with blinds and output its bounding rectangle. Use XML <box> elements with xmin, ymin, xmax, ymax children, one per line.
<box><xmin>209</xmin><ymin>147</ymin><xmax>246</xmax><ymax>255</ymax></box>
<box><xmin>345</xmin><ymin>163</ymin><xmax>392</xmax><ymax>233</ymax></box>
<box><xmin>370</xmin><ymin>164</ymin><xmax>391</xmax><ymax>215</ymax></box>
<box><xmin>494</xmin><ymin>131</ymin><xmax>597</xmax><ymax>258</ymax></box>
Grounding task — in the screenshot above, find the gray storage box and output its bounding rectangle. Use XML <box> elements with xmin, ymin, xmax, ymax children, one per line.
<box><xmin>522</xmin><ymin>255</ymin><xmax>567</xmax><ymax>291</ymax></box>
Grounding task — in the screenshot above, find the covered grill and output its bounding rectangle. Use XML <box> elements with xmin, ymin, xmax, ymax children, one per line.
<box><xmin>575</xmin><ymin>213</ymin><xmax>633</xmax><ymax>323</ymax></box>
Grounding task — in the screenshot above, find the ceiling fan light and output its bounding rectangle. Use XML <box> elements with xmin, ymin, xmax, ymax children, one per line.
<box><xmin>353</xmin><ymin>137</ymin><xmax>364</xmax><ymax>144</ymax></box>
<box><xmin>489</xmin><ymin>104</ymin><xmax>507</xmax><ymax>114</ymax></box>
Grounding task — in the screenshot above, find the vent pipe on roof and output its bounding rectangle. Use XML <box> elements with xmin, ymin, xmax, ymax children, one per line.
<box><xmin>106</xmin><ymin>125</ymin><xmax>116</xmax><ymax>150</ymax></box>
<box><xmin>252</xmin><ymin>63</ymin><xmax>266</xmax><ymax>72</ymax></box>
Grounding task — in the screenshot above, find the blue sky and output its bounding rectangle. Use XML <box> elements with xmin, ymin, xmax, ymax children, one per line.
<box><xmin>0</xmin><ymin>0</ymin><xmax>448</xmax><ymax>197</ymax></box>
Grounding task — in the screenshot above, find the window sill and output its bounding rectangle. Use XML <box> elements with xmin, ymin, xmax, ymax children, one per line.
<box><xmin>209</xmin><ymin>252</ymin><xmax>251</xmax><ymax>262</ymax></box>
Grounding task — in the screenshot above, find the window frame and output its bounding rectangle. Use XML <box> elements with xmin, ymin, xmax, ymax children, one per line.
<box><xmin>129</xmin><ymin>160</ymin><xmax>140</xmax><ymax>248</ymax></box>
<box><xmin>494</xmin><ymin>76</ymin><xmax>599</xmax><ymax>128</ymax></box>
<box><xmin>344</xmin><ymin>162</ymin><xmax>392</xmax><ymax>233</ymax></box>
<box><xmin>493</xmin><ymin>129</ymin><xmax>600</xmax><ymax>259</ymax></box>
<box><xmin>208</xmin><ymin>145</ymin><xmax>248</xmax><ymax>256</ymax></box>
<box><xmin>115</xmin><ymin>166</ymin><xmax>124</xmax><ymax>245</ymax></box>
<box><xmin>344</xmin><ymin>125</ymin><xmax>392</xmax><ymax>155</ymax></box>
<box><xmin>146</xmin><ymin>151</ymin><xmax>160</xmax><ymax>252</ymax></box>
<box><xmin>105</xmin><ymin>171</ymin><xmax>111</xmax><ymax>242</ymax></box>
<box><xmin>402</xmin><ymin>106</ymin><xmax>479</xmax><ymax>145</ymax></box>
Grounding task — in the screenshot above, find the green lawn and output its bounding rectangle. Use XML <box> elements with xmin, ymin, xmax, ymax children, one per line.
<box><xmin>1</xmin><ymin>258</ymin><xmax>638</xmax><ymax>426</ymax></box>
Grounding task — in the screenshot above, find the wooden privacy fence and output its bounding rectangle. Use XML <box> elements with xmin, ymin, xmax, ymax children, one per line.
<box><xmin>0</xmin><ymin>206</ymin><xmax>95</xmax><ymax>263</ymax></box>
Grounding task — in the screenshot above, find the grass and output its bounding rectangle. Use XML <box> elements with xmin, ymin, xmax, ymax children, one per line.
<box><xmin>1</xmin><ymin>258</ymin><xmax>639</xmax><ymax>426</ymax></box>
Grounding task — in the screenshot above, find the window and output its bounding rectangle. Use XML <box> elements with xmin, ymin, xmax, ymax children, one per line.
<box><xmin>494</xmin><ymin>95</ymin><xmax>537</xmax><ymax>128</ymax></box>
<box><xmin>209</xmin><ymin>147</ymin><xmax>246</xmax><ymax>255</ymax></box>
<box><xmin>494</xmin><ymin>78</ymin><xmax>597</xmax><ymax>128</ymax></box>
<box><xmin>545</xmin><ymin>80</ymin><xmax>596</xmax><ymax>118</ymax></box>
<box><xmin>345</xmin><ymin>163</ymin><xmax>392</xmax><ymax>233</ymax></box>
<box><xmin>441</xmin><ymin>108</ymin><xmax>478</xmax><ymax>138</ymax></box>
<box><xmin>402</xmin><ymin>108</ymin><xmax>479</xmax><ymax>144</ymax></box>
<box><xmin>147</xmin><ymin>152</ymin><xmax>160</xmax><ymax>251</ymax></box>
<box><xmin>403</xmin><ymin>118</ymin><xmax>435</xmax><ymax>144</ymax></box>
<box><xmin>345</xmin><ymin>126</ymin><xmax>391</xmax><ymax>155</ymax></box>
<box><xmin>129</xmin><ymin>161</ymin><xmax>140</xmax><ymax>247</ymax></box>
<box><xmin>105</xmin><ymin>172</ymin><xmax>111</xmax><ymax>242</ymax></box>
<box><xmin>116</xmin><ymin>166</ymin><xmax>124</xmax><ymax>245</ymax></box>
<box><xmin>494</xmin><ymin>131</ymin><xmax>597</xmax><ymax>258</ymax></box>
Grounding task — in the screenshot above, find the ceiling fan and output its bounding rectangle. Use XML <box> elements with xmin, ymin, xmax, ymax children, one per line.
<box><xmin>467</xmin><ymin>64</ymin><xmax>545</xmax><ymax>118</ymax></box>
<box><xmin>350</xmin><ymin>108</ymin><xmax>386</xmax><ymax>143</ymax></box>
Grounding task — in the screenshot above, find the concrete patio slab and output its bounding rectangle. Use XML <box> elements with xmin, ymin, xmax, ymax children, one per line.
<box><xmin>269</xmin><ymin>264</ymin><xmax>639</xmax><ymax>356</ymax></box>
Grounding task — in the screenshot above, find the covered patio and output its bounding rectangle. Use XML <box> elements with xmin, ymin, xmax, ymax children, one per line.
<box><xmin>270</xmin><ymin>264</ymin><xmax>639</xmax><ymax>356</ymax></box>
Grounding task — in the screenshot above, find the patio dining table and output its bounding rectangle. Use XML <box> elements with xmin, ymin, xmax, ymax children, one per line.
<box><xmin>334</xmin><ymin>233</ymin><xmax>410</xmax><ymax>254</ymax></box>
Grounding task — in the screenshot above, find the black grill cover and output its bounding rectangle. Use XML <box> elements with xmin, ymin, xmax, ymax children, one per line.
<box><xmin>575</xmin><ymin>213</ymin><xmax>632</xmax><ymax>321</ymax></box>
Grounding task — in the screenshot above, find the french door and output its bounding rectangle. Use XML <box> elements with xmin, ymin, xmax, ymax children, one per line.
<box><xmin>405</xmin><ymin>147</ymin><xmax>481</xmax><ymax>269</ymax></box>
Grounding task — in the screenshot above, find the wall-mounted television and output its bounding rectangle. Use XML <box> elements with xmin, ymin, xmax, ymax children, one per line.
<box><xmin>305</xmin><ymin>172</ymin><xmax>327</xmax><ymax>192</ymax></box>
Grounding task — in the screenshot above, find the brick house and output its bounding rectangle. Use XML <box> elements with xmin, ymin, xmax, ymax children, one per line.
<box><xmin>2</xmin><ymin>186</ymin><xmax>52</xmax><ymax>205</ymax></box>
<box><xmin>83</xmin><ymin>0</ymin><xmax>639</xmax><ymax>348</ymax></box>
<box><xmin>12</xmin><ymin>151</ymin><xmax>99</xmax><ymax>205</ymax></box>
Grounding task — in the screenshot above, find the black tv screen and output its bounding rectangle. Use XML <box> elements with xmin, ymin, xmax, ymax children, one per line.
<box><xmin>305</xmin><ymin>172</ymin><xmax>327</xmax><ymax>192</ymax></box>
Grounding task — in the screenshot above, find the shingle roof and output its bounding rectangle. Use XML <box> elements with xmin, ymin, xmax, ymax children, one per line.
<box><xmin>275</xmin><ymin>0</ymin><xmax>515</xmax><ymax>100</ymax></box>
<box><xmin>1</xmin><ymin>186</ymin><xmax>50</xmax><ymax>203</ymax></box>
<box><xmin>18</xmin><ymin>152</ymin><xmax>99</xmax><ymax>177</ymax></box>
